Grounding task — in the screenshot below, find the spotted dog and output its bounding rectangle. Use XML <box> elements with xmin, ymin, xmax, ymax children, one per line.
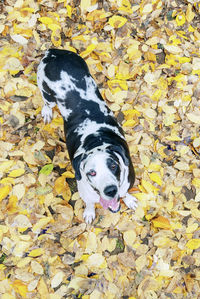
<box><xmin>37</xmin><ymin>49</ymin><xmax>137</xmax><ymax>223</ymax></box>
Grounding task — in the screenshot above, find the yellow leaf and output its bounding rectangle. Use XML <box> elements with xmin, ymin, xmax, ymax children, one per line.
<box><xmin>80</xmin><ymin>0</ymin><xmax>91</xmax><ymax>13</ymax></box>
<box><xmin>186</xmin><ymin>239</ymin><xmax>200</xmax><ymax>250</ymax></box>
<box><xmin>141</xmin><ymin>179</ymin><xmax>159</xmax><ymax>194</ymax></box>
<box><xmin>0</xmin><ymin>185</ymin><xmax>11</xmax><ymax>202</ymax></box>
<box><xmin>0</xmin><ymin>177</ymin><xmax>14</xmax><ymax>185</ymax></box>
<box><xmin>108</xmin><ymin>15</ymin><xmax>127</xmax><ymax>28</ymax></box>
<box><xmin>123</xmin><ymin>119</ymin><xmax>136</xmax><ymax>127</ymax></box>
<box><xmin>119</xmin><ymin>0</ymin><xmax>133</xmax><ymax>14</ymax></box>
<box><xmin>38</xmin><ymin>17</ymin><xmax>53</xmax><ymax>25</ymax></box>
<box><xmin>192</xmin><ymin>178</ymin><xmax>200</xmax><ymax>188</ymax></box>
<box><xmin>188</xmin><ymin>25</ymin><xmax>195</xmax><ymax>32</ymax></box>
<box><xmin>62</xmin><ymin>171</ymin><xmax>75</xmax><ymax>178</ymax></box>
<box><xmin>28</xmin><ymin>248</ymin><xmax>44</xmax><ymax>257</ymax></box>
<box><xmin>119</xmin><ymin>81</ymin><xmax>128</xmax><ymax>90</ymax></box>
<box><xmin>123</xmin><ymin>230</ymin><xmax>136</xmax><ymax>247</ymax></box>
<box><xmin>80</xmin><ymin>44</ymin><xmax>97</xmax><ymax>58</ymax></box>
<box><xmin>148</xmin><ymin>163</ymin><xmax>161</xmax><ymax>172</ymax></box>
<box><xmin>127</xmin><ymin>43</ymin><xmax>142</xmax><ymax>60</ymax></box>
<box><xmin>13</xmin><ymin>280</ymin><xmax>28</xmax><ymax>298</ymax></box>
<box><xmin>144</xmin><ymin>51</ymin><xmax>156</xmax><ymax>62</ymax></box>
<box><xmin>52</xmin><ymin>117</ymin><xmax>63</xmax><ymax>125</ymax></box>
<box><xmin>182</xmin><ymin>95</ymin><xmax>191</xmax><ymax>102</ymax></box>
<box><xmin>186</xmin><ymin>4</ymin><xmax>195</xmax><ymax>22</ymax></box>
<box><xmin>21</xmin><ymin>7</ymin><xmax>35</xmax><ymax>12</ymax></box>
<box><xmin>135</xmin><ymin>255</ymin><xmax>147</xmax><ymax>272</ymax></box>
<box><xmin>140</xmin><ymin>153</ymin><xmax>150</xmax><ymax>167</ymax></box>
<box><xmin>166</xmin><ymin>131</ymin><xmax>182</xmax><ymax>141</ymax></box>
<box><xmin>48</xmin><ymin>23</ymin><xmax>61</xmax><ymax>31</ymax></box>
<box><xmin>7</xmin><ymin>195</ymin><xmax>18</xmax><ymax>214</ymax></box>
<box><xmin>80</xmin><ymin>254</ymin><xmax>89</xmax><ymax>262</ymax></box>
<box><xmin>152</xmin><ymin>216</ymin><xmax>171</xmax><ymax>230</ymax></box>
<box><xmin>176</xmin><ymin>13</ymin><xmax>186</xmax><ymax>26</ymax></box>
<box><xmin>151</xmin><ymin>89</ymin><xmax>163</xmax><ymax>101</ymax></box>
<box><xmin>51</xmin><ymin>29</ymin><xmax>61</xmax><ymax>47</ymax></box>
<box><xmin>157</xmin><ymin>146</ymin><xmax>168</xmax><ymax>158</ymax></box>
<box><xmin>54</xmin><ymin>176</ymin><xmax>68</xmax><ymax>194</ymax></box>
<box><xmin>8</xmin><ymin>168</ymin><xmax>25</xmax><ymax>178</ymax></box>
<box><xmin>179</xmin><ymin>57</ymin><xmax>191</xmax><ymax>63</ymax></box>
<box><xmin>149</xmin><ymin>173</ymin><xmax>162</xmax><ymax>186</ymax></box>
<box><xmin>123</xmin><ymin>109</ymin><xmax>140</xmax><ymax>117</ymax></box>
<box><xmin>72</xmin><ymin>35</ymin><xmax>87</xmax><ymax>41</ymax></box>
<box><xmin>66</xmin><ymin>4</ymin><xmax>72</xmax><ymax>18</ymax></box>
<box><xmin>37</xmin><ymin>277</ymin><xmax>49</xmax><ymax>299</ymax></box>
<box><xmin>163</xmin><ymin>114</ymin><xmax>175</xmax><ymax>126</ymax></box>
<box><xmin>32</xmin><ymin>217</ymin><xmax>52</xmax><ymax>233</ymax></box>
<box><xmin>0</xmin><ymin>160</ymin><xmax>15</xmax><ymax>172</ymax></box>
<box><xmin>117</xmin><ymin>61</ymin><xmax>130</xmax><ymax>79</ymax></box>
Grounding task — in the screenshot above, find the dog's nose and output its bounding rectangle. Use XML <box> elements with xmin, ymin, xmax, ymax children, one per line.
<box><xmin>104</xmin><ymin>185</ymin><xmax>117</xmax><ymax>198</ymax></box>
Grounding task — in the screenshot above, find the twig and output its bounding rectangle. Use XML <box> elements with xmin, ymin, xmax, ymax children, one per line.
<box><xmin>11</xmin><ymin>117</ymin><xmax>42</xmax><ymax>135</ymax></box>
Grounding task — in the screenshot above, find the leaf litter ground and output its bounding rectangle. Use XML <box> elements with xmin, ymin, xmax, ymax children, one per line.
<box><xmin>0</xmin><ymin>0</ymin><xmax>200</xmax><ymax>298</ymax></box>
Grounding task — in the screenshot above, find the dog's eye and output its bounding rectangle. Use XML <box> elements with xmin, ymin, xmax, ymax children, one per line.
<box><xmin>111</xmin><ymin>163</ymin><xmax>117</xmax><ymax>170</ymax></box>
<box><xmin>87</xmin><ymin>170</ymin><xmax>96</xmax><ymax>177</ymax></box>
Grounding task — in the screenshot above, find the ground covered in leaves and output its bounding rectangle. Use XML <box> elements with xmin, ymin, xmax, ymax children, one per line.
<box><xmin>0</xmin><ymin>0</ymin><xmax>200</xmax><ymax>298</ymax></box>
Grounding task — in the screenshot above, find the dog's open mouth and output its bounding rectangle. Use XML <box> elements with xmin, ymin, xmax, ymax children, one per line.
<box><xmin>99</xmin><ymin>197</ymin><xmax>120</xmax><ymax>213</ymax></box>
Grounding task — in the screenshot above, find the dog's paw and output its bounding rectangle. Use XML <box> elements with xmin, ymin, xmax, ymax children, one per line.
<box><xmin>123</xmin><ymin>193</ymin><xmax>137</xmax><ymax>210</ymax></box>
<box><xmin>83</xmin><ymin>208</ymin><xmax>95</xmax><ymax>224</ymax></box>
<box><xmin>42</xmin><ymin>105</ymin><xmax>52</xmax><ymax>123</ymax></box>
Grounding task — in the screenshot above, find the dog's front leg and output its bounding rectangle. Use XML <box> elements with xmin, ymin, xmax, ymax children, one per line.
<box><xmin>83</xmin><ymin>203</ymin><xmax>96</xmax><ymax>224</ymax></box>
<box><xmin>77</xmin><ymin>180</ymin><xmax>99</xmax><ymax>224</ymax></box>
<box><xmin>123</xmin><ymin>192</ymin><xmax>137</xmax><ymax>210</ymax></box>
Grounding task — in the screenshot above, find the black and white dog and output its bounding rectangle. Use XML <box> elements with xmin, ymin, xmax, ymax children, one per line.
<box><xmin>37</xmin><ymin>49</ymin><xmax>137</xmax><ymax>223</ymax></box>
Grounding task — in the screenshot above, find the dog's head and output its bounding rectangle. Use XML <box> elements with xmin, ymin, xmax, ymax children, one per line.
<box><xmin>73</xmin><ymin>145</ymin><xmax>134</xmax><ymax>212</ymax></box>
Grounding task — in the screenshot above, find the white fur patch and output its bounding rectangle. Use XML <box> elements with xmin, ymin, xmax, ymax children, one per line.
<box><xmin>123</xmin><ymin>193</ymin><xmax>137</xmax><ymax>210</ymax></box>
<box><xmin>83</xmin><ymin>205</ymin><xmax>96</xmax><ymax>224</ymax></box>
<box><xmin>42</xmin><ymin>105</ymin><xmax>52</xmax><ymax>123</ymax></box>
<box><xmin>84</xmin><ymin>76</ymin><xmax>111</xmax><ymax>115</ymax></box>
<box><xmin>75</xmin><ymin>119</ymin><xmax>124</xmax><ymax>143</ymax></box>
<box><xmin>57</xmin><ymin>102</ymin><xmax>72</xmax><ymax>120</ymax></box>
<box><xmin>77</xmin><ymin>177</ymin><xmax>99</xmax><ymax>223</ymax></box>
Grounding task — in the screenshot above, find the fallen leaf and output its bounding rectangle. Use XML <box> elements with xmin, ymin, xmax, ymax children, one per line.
<box><xmin>186</xmin><ymin>239</ymin><xmax>200</xmax><ymax>250</ymax></box>
<box><xmin>108</xmin><ymin>15</ymin><xmax>127</xmax><ymax>28</ymax></box>
<box><xmin>39</xmin><ymin>164</ymin><xmax>54</xmax><ymax>175</ymax></box>
<box><xmin>0</xmin><ymin>185</ymin><xmax>11</xmax><ymax>202</ymax></box>
<box><xmin>152</xmin><ymin>216</ymin><xmax>171</xmax><ymax>230</ymax></box>
<box><xmin>8</xmin><ymin>168</ymin><xmax>25</xmax><ymax>177</ymax></box>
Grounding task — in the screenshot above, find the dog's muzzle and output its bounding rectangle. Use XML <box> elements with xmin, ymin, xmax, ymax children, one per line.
<box><xmin>108</xmin><ymin>203</ymin><xmax>121</xmax><ymax>213</ymax></box>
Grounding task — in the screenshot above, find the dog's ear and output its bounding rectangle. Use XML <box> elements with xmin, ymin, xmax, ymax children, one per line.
<box><xmin>72</xmin><ymin>154</ymin><xmax>87</xmax><ymax>181</ymax></box>
<box><xmin>107</xmin><ymin>144</ymin><xmax>129</xmax><ymax>166</ymax></box>
<box><xmin>107</xmin><ymin>144</ymin><xmax>135</xmax><ymax>187</ymax></box>
<box><xmin>72</xmin><ymin>155</ymin><xmax>82</xmax><ymax>181</ymax></box>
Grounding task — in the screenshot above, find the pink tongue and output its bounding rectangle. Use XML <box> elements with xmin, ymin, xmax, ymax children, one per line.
<box><xmin>100</xmin><ymin>197</ymin><xmax>119</xmax><ymax>211</ymax></box>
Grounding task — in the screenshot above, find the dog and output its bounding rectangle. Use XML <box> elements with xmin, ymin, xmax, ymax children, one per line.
<box><xmin>37</xmin><ymin>49</ymin><xmax>137</xmax><ymax>223</ymax></box>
